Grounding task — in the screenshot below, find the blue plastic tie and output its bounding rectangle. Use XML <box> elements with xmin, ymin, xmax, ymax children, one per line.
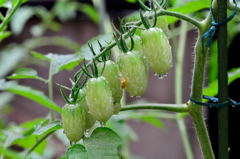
<box><xmin>201</xmin><ymin>0</ymin><xmax>237</xmax><ymax>54</ymax></box>
<box><xmin>190</xmin><ymin>96</ymin><xmax>240</xmax><ymax>108</ymax></box>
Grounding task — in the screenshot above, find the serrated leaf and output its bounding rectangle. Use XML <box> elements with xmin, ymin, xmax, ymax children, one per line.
<box><xmin>32</xmin><ymin>120</ymin><xmax>62</xmax><ymax>136</ymax></box>
<box><xmin>0</xmin><ymin>79</ymin><xmax>62</xmax><ymax>113</ymax></box>
<box><xmin>7</xmin><ymin>67</ymin><xmax>47</xmax><ymax>82</ymax></box>
<box><xmin>78</xmin><ymin>33</ymin><xmax>113</xmax><ymax>60</ymax></box>
<box><xmin>83</xmin><ymin>127</ymin><xmax>123</xmax><ymax>159</ymax></box>
<box><xmin>167</xmin><ymin>0</ymin><xmax>211</xmax><ymax>24</ymax></box>
<box><xmin>66</xmin><ymin>144</ymin><xmax>88</xmax><ymax>159</ymax></box>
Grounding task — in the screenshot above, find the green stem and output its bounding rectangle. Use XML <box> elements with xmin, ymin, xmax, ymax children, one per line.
<box><xmin>121</xmin><ymin>103</ymin><xmax>189</xmax><ymax>113</ymax></box>
<box><xmin>217</xmin><ymin>0</ymin><xmax>228</xmax><ymax>158</ymax></box>
<box><xmin>175</xmin><ymin>20</ymin><xmax>193</xmax><ymax>159</ymax></box>
<box><xmin>25</xmin><ymin>131</ymin><xmax>55</xmax><ymax>158</ymax></box>
<box><xmin>0</xmin><ymin>0</ymin><xmax>23</xmax><ymax>32</ymax></box>
<box><xmin>48</xmin><ymin>61</ymin><xmax>55</xmax><ymax>122</ymax></box>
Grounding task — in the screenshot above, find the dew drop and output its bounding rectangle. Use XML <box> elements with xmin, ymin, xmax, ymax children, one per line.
<box><xmin>69</xmin><ymin>98</ymin><xmax>74</xmax><ymax>102</ymax></box>
<box><xmin>136</xmin><ymin>96</ymin><xmax>141</xmax><ymax>98</ymax></box>
<box><xmin>164</xmin><ymin>73</ymin><xmax>168</xmax><ymax>77</ymax></box>
<box><xmin>85</xmin><ymin>129</ymin><xmax>90</xmax><ymax>134</ymax></box>
<box><xmin>153</xmin><ymin>72</ymin><xmax>158</xmax><ymax>76</ymax></box>
<box><xmin>158</xmin><ymin>74</ymin><xmax>164</xmax><ymax>79</ymax></box>
<box><xmin>88</xmin><ymin>108</ymin><xmax>90</xmax><ymax>113</ymax></box>
<box><xmin>112</xmin><ymin>114</ymin><xmax>116</xmax><ymax>117</ymax></box>
<box><xmin>130</xmin><ymin>95</ymin><xmax>134</xmax><ymax>98</ymax></box>
<box><xmin>100</xmin><ymin>122</ymin><xmax>106</xmax><ymax>127</ymax></box>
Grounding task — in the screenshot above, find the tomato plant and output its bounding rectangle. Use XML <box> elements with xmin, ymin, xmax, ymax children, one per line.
<box><xmin>0</xmin><ymin>0</ymin><xmax>240</xmax><ymax>159</ymax></box>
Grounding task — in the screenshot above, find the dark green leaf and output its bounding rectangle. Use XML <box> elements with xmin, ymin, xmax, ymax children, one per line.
<box><xmin>0</xmin><ymin>79</ymin><xmax>62</xmax><ymax>113</ymax></box>
<box><xmin>32</xmin><ymin>120</ymin><xmax>62</xmax><ymax>136</ymax></box>
<box><xmin>167</xmin><ymin>0</ymin><xmax>211</xmax><ymax>24</ymax></box>
<box><xmin>7</xmin><ymin>67</ymin><xmax>47</xmax><ymax>82</ymax></box>
<box><xmin>83</xmin><ymin>127</ymin><xmax>123</xmax><ymax>159</ymax></box>
<box><xmin>66</xmin><ymin>144</ymin><xmax>88</xmax><ymax>159</ymax></box>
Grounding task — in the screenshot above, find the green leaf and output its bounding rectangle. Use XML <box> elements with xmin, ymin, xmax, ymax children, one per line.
<box><xmin>203</xmin><ymin>67</ymin><xmax>240</xmax><ymax>102</ymax></box>
<box><xmin>0</xmin><ymin>79</ymin><xmax>62</xmax><ymax>113</ymax></box>
<box><xmin>32</xmin><ymin>120</ymin><xmax>62</xmax><ymax>136</ymax></box>
<box><xmin>78</xmin><ymin>33</ymin><xmax>113</xmax><ymax>60</ymax></box>
<box><xmin>31</xmin><ymin>51</ymin><xmax>50</xmax><ymax>61</ymax></box>
<box><xmin>54</xmin><ymin>1</ymin><xmax>77</xmax><ymax>22</ymax></box>
<box><xmin>66</xmin><ymin>144</ymin><xmax>88</xmax><ymax>159</ymax></box>
<box><xmin>0</xmin><ymin>31</ymin><xmax>11</xmax><ymax>42</ymax></box>
<box><xmin>0</xmin><ymin>46</ymin><xmax>26</xmax><ymax>78</ymax></box>
<box><xmin>7</xmin><ymin>67</ymin><xmax>47</xmax><ymax>82</ymax></box>
<box><xmin>83</xmin><ymin>127</ymin><xmax>123</xmax><ymax>159</ymax></box>
<box><xmin>79</xmin><ymin>3</ymin><xmax>99</xmax><ymax>24</ymax></box>
<box><xmin>10</xmin><ymin>6</ymin><xmax>34</xmax><ymax>35</ymax></box>
<box><xmin>0</xmin><ymin>92</ymin><xmax>14</xmax><ymax>110</ymax></box>
<box><xmin>125</xmin><ymin>0</ymin><xmax>137</xmax><ymax>3</ymax></box>
<box><xmin>0</xmin><ymin>0</ymin><xmax>8</xmax><ymax>7</ymax></box>
<box><xmin>167</xmin><ymin>0</ymin><xmax>211</xmax><ymax>24</ymax></box>
<box><xmin>0</xmin><ymin>147</ymin><xmax>24</xmax><ymax>159</ymax></box>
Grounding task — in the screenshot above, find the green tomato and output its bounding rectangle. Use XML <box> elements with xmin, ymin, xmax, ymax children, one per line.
<box><xmin>86</xmin><ymin>77</ymin><xmax>113</xmax><ymax>122</ymax></box>
<box><xmin>78</xmin><ymin>89</ymin><xmax>96</xmax><ymax>130</ymax></box>
<box><xmin>117</xmin><ymin>51</ymin><xmax>149</xmax><ymax>97</ymax></box>
<box><xmin>62</xmin><ymin>103</ymin><xmax>85</xmax><ymax>142</ymax></box>
<box><xmin>97</xmin><ymin>60</ymin><xmax>123</xmax><ymax>103</ymax></box>
<box><xmin>141</xmin><ymin>27</ymin><xmax>172</xmax><ymax>76</ymax></box>
<box><xmin>113</xmin><ymin>102</ymin><xmax>121</xmax><ymax>115</ymax></box>
<box><xmin>125</xmin><ymin>34</ymin><xmax>144</xmax><ymax>56</ymax></box>
<box><xmin>144</xmin><ymin>11</ymin><xmax>169</xmax><ymax>37</ymax></box>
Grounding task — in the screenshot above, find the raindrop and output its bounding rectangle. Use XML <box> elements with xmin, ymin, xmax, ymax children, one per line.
<box><xmin>164</xmin><ymin>73</ymin><xmax>168</xmax><ymax>77</ymax></box>
<box><xmin>100</xmin><ymin>122</ymin><xmax>106</xmax><ymax>127</ymax></box>
<box><xmin>153</xmin><ymin>72</ymin><xmax>157</xmax><ymax>76</ymax></box>
<box><xmin>85</xmin><ymin>129</ymin><xmax>90</xmax><ymax>135</ymax></box>
<box><xmin>130</xmin><ymin>95</ymin><xmax>134</xmax><ymax>98</ymax></box>
<box><xmin>69</xmin><ymin>98</ymin><xmax>74</xmax><ymax>102</ymax></box>
<box><xmin>112</xmin><ymin>114</ymin><xmax>116</xmax><ymax>117</ymax></box>
<box><xmin>136</xmin><ymin>96</ymin><xmax>141</xmax><ymax>98</ymax></box>
<box><xmin>88</xmin><ymin>108</ymin><xmax>90</xmax><ymax>113</ymax></box>
<box><xmin>158</xmin><ymin>74</ymin><xmax>164</xmax><ymax>79</ymax></box>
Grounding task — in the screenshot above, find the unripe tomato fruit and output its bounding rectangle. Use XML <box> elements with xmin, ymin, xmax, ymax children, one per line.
<box><xmin>125</xmin><ymin>34</ymin><xmax>144</xmax><ymax>56</ymax></box>
<box><xmin>144</xmin><ymin>11</ymin><xmax>169</xmax><ymax>37</ymax></box>
<box><xmin>141</xmin><ymin>27</ymin><xmax>172</xmax><ymax>75</ymax></box>
<box><xmin>97</xmin><ymin>60</ymin><xmax>123</xmax><ymax>103</ymax></box>
<box><xmin>86</xmin><ymin>77</ymin><xmax>113</xmax><ymax>122</ymax></box>
<box><xmin>113</xmin><ymin>102</ymin><xmax>121</xmax><ymax>115</ymax></box>
<box><xmin>78</xmin><ymin>89</ymin><xmax>96</xmax><ymax>130</ymax></box>
<box><xmin>62</xmin><ymin>103</ymin><xmax>85</xmax><ymax>142</ymax></box>
<box><xmin>117</xmin><ymin>51</ymin><xmax>148</xmax><ymax>97</ymax></box>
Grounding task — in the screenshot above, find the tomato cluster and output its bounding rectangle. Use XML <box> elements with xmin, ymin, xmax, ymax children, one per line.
<box><xmin>61</xmin><ymin>8</ymin><xmax>172</xmax><ymax>143</ymax></box>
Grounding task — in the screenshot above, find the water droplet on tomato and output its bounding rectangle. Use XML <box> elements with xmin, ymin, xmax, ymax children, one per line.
<box><xmin>153</xmin><ymin>72</ymin><xmax>157</xmax><ymax>76</ymax></box>
<box><xmin>130</xmin><ymin>95</ymin><xmax>134</xmax><ymax>98</ymax></box>
<box><xmin>158</xmin><ymin>74</ymin><xmax>164</xmax><ymax>79</ymax></box>
<box><xmin>100</xmin><ymin>122</ymin><xmax>106</xmax><ymax>127</ymax></box>
<box><xmin>88</xmin><ymin>108</ymin><xmax>90</xmax><ymax>113</ymax></box>
<box><xmin>69</xmin><ymin>98</ymin><xmax>74</xmax><ymax>102</ymax></box>
<box><xmin>136</xmin><ymin>96</ymin><xmax>141</xmax><ymax>98</ymax></box>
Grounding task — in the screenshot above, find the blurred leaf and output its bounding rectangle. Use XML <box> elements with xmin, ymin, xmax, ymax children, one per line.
<box><xmin>58</xmin><ymin>154</ymin><xmax>66</xmax><ymax>159</ymax></box>
<box><xmin>0</xmin><ymin>147</ymin><xmax>24</xmax><ymax>159</ymax></box>
<box><xmin>32</xmin><ymin>120</ymin><xmax>62</xmax><ymax>136</ymax></box>
<box><xmin>78</xmin><ymin>33</ymin><xmax>113</xmax><ymax>60</ymax></box>
<box><xmin>125</xmin><ymin>0</ymin><xmax>137</xmax><ymax>3</ymax></box>
<box><xmin>30</xmin><ymin>24</ymin><xmax>44</xmax><ymax>37</ymax></box>
<box><xmin>83</xmin><ymin>127</ymin><xmax>123</xmax><ymax>158</ymax></box>
<box><xmin>10</xmin><ymin>6</ymin><xmax>34</xmax><ymax>35</ymax></box>
<box><xmin>0</xmin><ymin>79</ymin><xmax>62</xmax><ymax>113</ymax></box>
<box><xmin>0</xmin><ymin>0</ymin><xmax>8</xmax><ymax>7</ymax></box>
<box><xmin>7</xmin><ymin>67</ymin><xmax>47</xmax><ymax>82</ymax></box>
<box><xmin>79</xmin><ymin>3</ymin><xmax>99</xmax><ymax>24</ymax></box>
<box><xmin>0</xmin><ymin>46</ymin><xmax>26</xmax><ymax>78</ymax></box>
<box><xmin>167</xmin><ymin>0</ymin><xmax>211</xmax><ymax>24</ymax></box>
<box><xmin>203</xmin><ymin>67</ymin><xmax>240</xmax><ymax>101</ymax></box>
<box><xmin>0</xmin><ymin>92</ymin><xmax>14</xmax><ymax>110</ymax></box>
<box><xmin>54</xmin><ymin>1</ymin><xmax>77</xmax><ymax>22</ymax></box>
<box><xmin>138</xmin><ymin>116</ymin><xmax>164</xmax><ymax>129</ymax></box>
<box><xmin>31</xmin><ymin>51</ymin><xmax>50</xmax><ymax>61</ymax></box>
<box><xmin>0</xmin><ymin>31</ymin><xmax>11</xmax><ymax>42</ymax></box>
<box><xmin>66</xmin><ymin>144</ymin><xmax>88</xmax><ymax>159</ymax></box>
